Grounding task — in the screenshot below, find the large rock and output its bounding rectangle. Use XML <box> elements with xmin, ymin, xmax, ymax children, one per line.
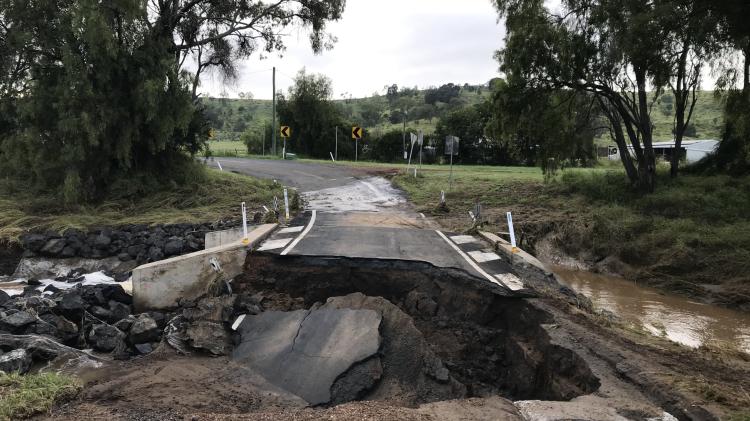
<box><xmin>87</xmin><ymin>324</ymin><xmax>126</xmax><ymax>353</ymax></box>
<box><xmin>232</xmin><ymin>308</ymin><xmax>382</xmax><ymax>405</ymax></box>
<box><xmin>183</xmin><ymin>295</ymin><xmax>237</xmax><ymax>323</ymax></box>
<box><xmin>40</xmin><ymin>238</ymin><xmax>66</xmax><ymax>256</ymax></box>
<box><xmin>0</xmin><ymin>333</ymin><xmax>91</xmax><ymax>361</ymax></box>
<box><xmin>21</xmin><ymin>233</ymin><xmax>48</xmax><ymax>252</ymax></box>
<box><xmin>128</xmin><ymin>314</ymin><xmax>161</xmax><ymax>344</ymax></box>
<box><xmin>0</xmin><ymin>311</ymin><xmax>37</xmax><ymax>333</ymax></box>
<box><xmin>57</xmin><ymin>290</ymin><xmax>85</xmax><ymax>313</ymax></box>
<box><xmin>0</xmin><ymin>349</ymin><xmax>32</xmax><ymax>374</ymax></box>
<box><xmin>0</xmin><ymin>289</ymin><xmax>9</xmax><ymax>306</ymax></box>
<box><xmin>186</xmin><ymin>320</ymin><xmax>231</xmax><ymax>355</ymax></box>
<box><xmin>322</xmin><ymin>293</ymin><xmax>464</xmax><ymax>404</ymax></box>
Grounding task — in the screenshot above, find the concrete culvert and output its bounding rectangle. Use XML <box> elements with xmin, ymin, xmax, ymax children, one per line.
<box><xmin>233</xmin><ymin>254</ymin><xmax>601</xmax><ymax>406</ymax></box>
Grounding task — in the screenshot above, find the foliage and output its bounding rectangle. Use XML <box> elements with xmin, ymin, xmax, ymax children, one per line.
<box><xmin>242</xmin><ymin>122</ymin><xmax>273</xmax><ymax>155</ymax></box>
<box><xmin>435</xmin><ymin>102</ymin><xmax>497</xmax><ymax>165</ymax></box>
<box><xmin>487</xmin><ymin>80</ymin><xmax>598</xmax><ymax>173</ymax></box>
<box><xmin>0</xmin><ymin>372</ymin><xmax>81</xmax><ymax>421</ymax></box>
<box><xmin>0</xmin><ymin>0</ymin><xmax>345</xmax><ymax>203</ymax></box>
<box><xmin>425</xmin><ymin>83</ymin><xmax>461</xmax><ymax>105</ymax></box>
<box><xmin>714</xmin><ymin>92</ymin><xmax>750</xmax><ymax>175</ymax></box>
<box><xmin>276</xmin><ymin>69</ymin><xmax>346</xmax><ymax>158</ymax></box>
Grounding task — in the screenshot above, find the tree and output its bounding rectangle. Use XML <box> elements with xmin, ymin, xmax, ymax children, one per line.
<box><xmin>276</xmin><ymin>69</ymin><xmax>343</xmax><ymax>158</ymax></box>
<box><xmin>435</xmin><ymin>102</ymin><xmax>495</xmax><ymax>164</ymax></box>
<box><xmin>386</xmin><ymin>84</ymin><xmax>399</xmax><ymax>103</ymax></box>
<box><xmin>487</xmin><ymin>79</ymin><xmax>599</xmax><ymax>171</ymax></box>
<box><xmin>492</xmin><ymin>0</ymin><xmax>683</xmax><ymax>191</ymax></box>
<box><xmin>425</xmin><ymin>83</ymin><xmax>461</xmax><ymax>105</ymax></box>
<box><xmin>655</xmin><ymin>0</ymin><xmax>717</xmax><ymax>177</ymax></box>
<box><xmin>0</xmin><ymin>0</ymin><xmax>345</xmax><ymax>202</ymax></box>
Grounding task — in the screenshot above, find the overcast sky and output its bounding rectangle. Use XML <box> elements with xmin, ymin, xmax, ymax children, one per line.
<box><xmin>198</xmin><ymin>0</ymin><xmax>505</xmax><ymax>99</ymax></box>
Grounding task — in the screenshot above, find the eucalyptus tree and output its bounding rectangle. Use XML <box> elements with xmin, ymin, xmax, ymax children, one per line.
<box><xmin>492</xmin><ymin>0</ymin><xmax>715</xmax><ymax>190</ymax></box>
<box><xmin>0</xmin><ymin>0</ymin><xmax>345</xmax><ymax>202</ymax></box>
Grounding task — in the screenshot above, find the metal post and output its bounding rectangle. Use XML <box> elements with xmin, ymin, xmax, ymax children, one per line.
<box><xmin>335</xmin><ymin>126</ymin><xmax>338</xmax><ymax>161</ymax></box>
<box><xmin>402</xmin><ymin>113</ymin><xmax>406</xmax><ymax>160</ymax></box>
<box><xmin>449</xmin><ymin>150</ymin><xmax>454</xmax><ymax>191</ymax></box>
<box><xmin>272</xmin><ymin>66</ymin><xmax>276</xmax><ymax>156</ymax></box>
<box><xmin>418</xmin><ymin>130</ymin><xmax>423</xmax><ymax>173</ymax></box>
<box><xmin>355</xmin><ymin>138</ymin><xmax>358</xmax><ymax>162</ymax></box>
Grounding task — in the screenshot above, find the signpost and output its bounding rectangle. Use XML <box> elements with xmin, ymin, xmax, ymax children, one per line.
<box><xmin>407</xmin><ymin>132</ymin><xmax>417</xmax><ymax>176</ymax></box>
<box><xmin>445</xmin><ymin>136</ymin><xmax>459</xmax><ymax>191</ymax></box>
<box><xmin>280</xmin><ymin>126</ymin><xmax>291</xmax><ymax>159</ymax></box>
<box><xmin>352</xmin><ymin>126</ymin><xmax>362</xmax><ymax>162</ymax></box>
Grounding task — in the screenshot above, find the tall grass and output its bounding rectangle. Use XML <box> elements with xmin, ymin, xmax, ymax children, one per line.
<box><xmin>0</xmin><ymin>168</ymin><xmax>285</xmax><ymax>244</ymax></box>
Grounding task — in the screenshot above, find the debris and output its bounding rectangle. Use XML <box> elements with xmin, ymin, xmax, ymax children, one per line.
<box><xmin>0</xmin><ymin>349</ymin><xmax>32</xmax><ymax>374</ymax></box>
<box><xmin>186</xmin><ymin>320</ymin><xmax>231</xmax><ymax>356</ymax></box>
<box><xmin>232</xmin><ymin>308</ymin><xmax>382</xmax><ymax>405</ymax></box>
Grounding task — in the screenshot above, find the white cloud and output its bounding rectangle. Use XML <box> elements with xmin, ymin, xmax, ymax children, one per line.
<box><xmin>197</xmin><ymin>0</ymin><xmax>505</xmax><ymax>99</ymax></box>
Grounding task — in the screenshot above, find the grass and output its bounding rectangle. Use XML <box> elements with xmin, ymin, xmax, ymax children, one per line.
<box><xmin>388</xmin><ymin>161</ymin><xmax>750</xmax><ymax>305</ymax></box>
<box><xmin>0</xmin><ymin>372</ymin><xmax>81</xmax><ymax>420</ymax></box>
<box><xmin>0</xmin><ymin>168</ymin><xmax>285</xmax><ymax>244</ymax></box>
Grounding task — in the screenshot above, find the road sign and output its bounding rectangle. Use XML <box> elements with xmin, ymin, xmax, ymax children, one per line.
<box><xmin>352</xmin><ymin>126</ymin><xmax>363</xmax><ymax>139</ymax></box>
<box><xmin>445</xmin><ymin>136</ymin><xmax>459</xmax><ymax>155</ymax></box>
<box><xmin>280</xmin><ymin>126</ymin><xmax>291</xmax><ymax>138</ymax></box>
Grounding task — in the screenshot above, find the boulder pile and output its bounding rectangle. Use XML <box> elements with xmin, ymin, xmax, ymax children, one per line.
<box><xmin>18</xmin><ymin>219</ymin><xmax>248</xmax><ymax>263</ymax></box>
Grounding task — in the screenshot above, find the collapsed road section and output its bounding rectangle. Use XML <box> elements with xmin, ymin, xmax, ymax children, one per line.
<box><xmin>232</xmin><ymin>253</ymin><xmax>601</xmax><ymax>405</ymax></box>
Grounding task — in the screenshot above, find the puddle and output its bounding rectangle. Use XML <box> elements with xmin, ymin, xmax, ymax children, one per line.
<box><xmin>303</xmin><ymin>177</ymin><xmax>405</xmax><ymax>213</ymax></box>
<box><xmin>552</xmin><ymin>266</ymin><xmax>750</xmax><ymax>353</ymax></box>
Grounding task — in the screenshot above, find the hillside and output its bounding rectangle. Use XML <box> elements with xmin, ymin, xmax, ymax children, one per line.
<box><xmin>202</xmin><ymin>88</ymin><xmax>725</xmax><ymax>147</ymax></box>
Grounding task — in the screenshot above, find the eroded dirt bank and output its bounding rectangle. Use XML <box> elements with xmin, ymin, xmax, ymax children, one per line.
<box><xmin>36</xmin><ymin>253</ymin><xmax>750</xmax><ymax>420</ymax></box>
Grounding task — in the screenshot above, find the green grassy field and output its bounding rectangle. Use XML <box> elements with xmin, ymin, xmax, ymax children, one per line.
<box><xmin>0</xmin><ymin>169</ymin><xmax>285</xmax><ymax>244</ymax></box>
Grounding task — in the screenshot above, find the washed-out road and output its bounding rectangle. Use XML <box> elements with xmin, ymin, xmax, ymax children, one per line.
<box><xmin>206</xmin><ymin>157</ymin><xmax>525</xmax><ymax>293</ymax></box>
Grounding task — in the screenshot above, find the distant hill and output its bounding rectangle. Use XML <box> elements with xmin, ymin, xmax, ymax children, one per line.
<box><xmin>202</xmin><ymin>88</ymin><xmax>724</xmax><ymax>144</ymax></box>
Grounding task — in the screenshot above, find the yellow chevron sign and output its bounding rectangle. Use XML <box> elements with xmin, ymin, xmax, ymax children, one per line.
<box><xmin>352</xmin><ymin>126</ymin><xmax>363</xmax><ymax>139</ymax></box>
<box><xmin>280</xmin><ymin>126</ymin><xmax>291</xmax><ymax>138</ymax></box>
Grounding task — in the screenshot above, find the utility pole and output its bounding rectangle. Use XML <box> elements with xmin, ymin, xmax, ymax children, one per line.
<box><xmin>402</xmin><ymin>111</ymin><xmax>406</xmax><ymax>160</ymax></box>
<box><xmin>272</xmin><ymin>66</ymin><xmax>276</xmax><ymax>156</ymax></box>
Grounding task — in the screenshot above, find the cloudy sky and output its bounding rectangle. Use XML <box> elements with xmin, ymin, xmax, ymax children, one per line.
<box><xmin>198</xmin><ymin>0</ymin><xmax>505</xmax><ymax>99</ymax></box>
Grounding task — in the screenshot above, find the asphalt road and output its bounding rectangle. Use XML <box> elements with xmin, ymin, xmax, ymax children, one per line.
<box><xmin>204</xmin><ymin>157</ymin><xmax>361</xmax><ymax>192</ymax></box>
<box><xmin>213</xmin><ymin>158</ymin><xmax>522</xmax><ymax>292</ymax></box>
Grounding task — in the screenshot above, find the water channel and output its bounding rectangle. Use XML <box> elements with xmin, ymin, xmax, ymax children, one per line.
<box><xmin>551</xmin><ymin>265</ymin><xmax>750</xmax><ymax>354</ymax></box>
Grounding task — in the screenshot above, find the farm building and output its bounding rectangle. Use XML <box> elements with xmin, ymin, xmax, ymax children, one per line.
<box><xmin>606</xmin><ymin>140</ymin><xmax>719</xmax><ymax>163</ymax></box>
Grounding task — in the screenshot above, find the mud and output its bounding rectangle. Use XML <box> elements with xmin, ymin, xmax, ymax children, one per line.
<box><xmin>235</xmin><ymin>253</ymin><xmax>601</xmax><ymax>403</ymax></box>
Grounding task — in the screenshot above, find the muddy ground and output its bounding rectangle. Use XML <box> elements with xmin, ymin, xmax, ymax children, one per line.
<box><xmin>37</xmin><ymin>254</ymin><xmax>750</xmax><ymax>421</ymax></box>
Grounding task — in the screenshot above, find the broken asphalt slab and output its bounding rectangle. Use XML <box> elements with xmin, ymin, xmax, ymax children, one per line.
<box><xmin>232</xmin><ymin>307</ymin><xmax>382</xmax><ymax>405</ymax></box>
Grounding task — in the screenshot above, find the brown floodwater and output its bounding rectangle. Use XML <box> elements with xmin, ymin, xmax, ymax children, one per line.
<box><xmin>551</xmin><ymin>266</ymin><xmax>750</xmax><ymax>354</ymax></box>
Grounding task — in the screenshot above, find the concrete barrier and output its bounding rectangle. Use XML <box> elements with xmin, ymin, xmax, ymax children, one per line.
<box><xmin>133</xmin><ymin>224</ymin><xmax>277</xmax><ymax>311</ymax></box>
<box><xmin>204</xmin><ymin>227</ymin><xmax>245</xmax><ymax>249</ymax></box>
<box><xmin>478</xmin><ymin>231</ymin><xmax>550</xmax><ymax>275</ymax></box>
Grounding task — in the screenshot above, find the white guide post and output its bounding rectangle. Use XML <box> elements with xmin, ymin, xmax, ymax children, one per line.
<box><xmin>241</xmin><ymin>202</ymin><xmax>249</xmax><ymax>244</ymax></box>
<box><xmin>506</xmin><ymin>211</ymin><xmax>518</xmax><ymax>253</ymax></box>
<box><xmin>283</xmin><ymin>188</ymin><xmax>290</xmax><ymax>220</ymax></box>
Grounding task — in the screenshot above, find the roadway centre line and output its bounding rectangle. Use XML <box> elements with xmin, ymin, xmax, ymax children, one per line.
<box><xmin>435</xmin><ymin>231</ymin><xmax>502</xmax><ymax>287</ymax></box>
<box><xmin>281</xmin><ymin>210</ymin><xmax>317</xmax><ymax>256</ymax></box>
